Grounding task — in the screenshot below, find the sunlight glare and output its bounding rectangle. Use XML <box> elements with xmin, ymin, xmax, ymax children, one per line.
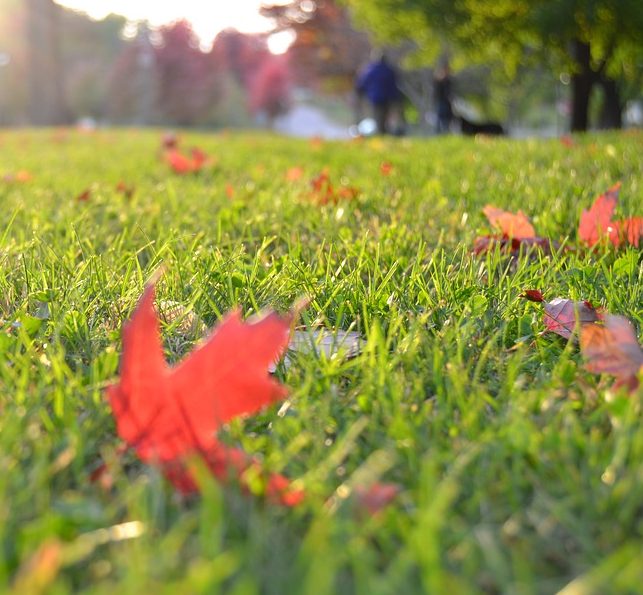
<box><xmin>268</xmin><ymin>29</ymin><xmax>296</xmax><ymax>55</ymax></box>
<box><xmin>54</xmin><ymin>0</ymin><xmax>276</xmax><ymax>45</ymax></box>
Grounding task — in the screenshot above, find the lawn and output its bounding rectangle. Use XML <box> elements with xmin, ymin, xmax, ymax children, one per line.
<box><xmin>0</xmin><ymin>128</ymin><xmax>641</xmax><ymax>594</ymax></box>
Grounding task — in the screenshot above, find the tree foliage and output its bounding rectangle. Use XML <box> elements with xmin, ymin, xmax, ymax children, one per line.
<box><xmin>344</xmin><ymin>0</ymin><xmax>643</xmax><ymax>129</ymax></box>
<box><xmin>261</xmin><ymin>0</ymin><xmax>371</xmax><ymax>92</ymax></box>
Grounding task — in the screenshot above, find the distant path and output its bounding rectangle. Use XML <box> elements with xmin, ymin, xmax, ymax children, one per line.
<box><xmin>274</xmin><ymin>104</ymin><xmax>350</xmax><ymax>139</ymax></box>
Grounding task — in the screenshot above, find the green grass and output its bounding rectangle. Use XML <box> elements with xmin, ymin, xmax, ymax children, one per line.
<box><xmin>0</xmin><ymin>128</ymin><xmax>642</xmax><ymax>594</ymax></box>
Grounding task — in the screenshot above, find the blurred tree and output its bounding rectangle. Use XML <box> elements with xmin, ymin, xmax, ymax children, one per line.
<box><xmin>344</xmin><ymin>0</ymin><xmax>643</xmax><ymax>131</ymax></box>
<box><xmin>261</xmin><ymin>0</ymin><xmax>371</xmax><ymax>93</ymax></box>
<box><xmin>154</xmin><ymin>20</ymin><xmax>222</xmax><ymax>126</ymax></box>
<box><xmin>210</xmin><ymin>29</ymin><xmax>270</xmax><ymax>89</ymax></box>
<box><xmin>107</xmin><ymin>24</ymin><xmax>157</xmax><ymax>124</ymax></box>
<box><xmin>248</xmin><ymin>55</ymin><xmax>292</xmax><ymax>124</ymax></box>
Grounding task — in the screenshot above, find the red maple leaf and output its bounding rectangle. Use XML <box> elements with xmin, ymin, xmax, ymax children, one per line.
<box><xmin>580</xmin><ymin>315</ymin><xmax>643</xmax><ymax>393</ymax></box>
<box><xmin>482</xmin><ymin>205</ymin><xmax>536</xmax><ymax>239</ymax></box>
<box><xmin>107</xmin><ymin>283</ymin><xmax>304</xmax><ymax>505</ymax></box>
<box><xmin>542</xmin><ymin>297</ymin><xmax>602</xmax><ymax>340</ymax></box>
<box><xmin>578</xmin><ymin>183</ymin><xmax>621</xmax><ymax>247</ymax></box>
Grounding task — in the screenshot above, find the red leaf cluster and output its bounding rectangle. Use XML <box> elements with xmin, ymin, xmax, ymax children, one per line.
<box><xmin>523</xmin><ymin>291</ymin><xmax>641</xmax><ymax>394</ymax></box>
<box><xmin>107</xmin><ymin>283</ymin><xmax>304</xmax><ymax>506</ymax></box>
<box><xmin>475</xmin><ymin>183</ymin><xmax>640</xmax><ymax>259</ymax></box>
<box><xmin>578</xmin><ymin>183</ymin><xmax>642</xmax><ymax>248</ymax></box>
<box><xmin>581</xmin><ymin>315</ymin><xmax>643</xmax><ymax>393</ymax></box>
<box><xmin>309</xmin><ymin>171</ymin><xmax>358</xmax><ymax>205</ymax></box>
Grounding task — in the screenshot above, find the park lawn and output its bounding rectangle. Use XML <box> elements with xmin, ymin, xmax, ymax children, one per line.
<box><xmin>0</xmin><ymin>128</ymin><xmax>641</xmax><ymax>594</ymax></box>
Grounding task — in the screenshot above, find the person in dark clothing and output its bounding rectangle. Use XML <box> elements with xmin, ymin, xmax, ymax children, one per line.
<box><xmin>433</xmin><ymin>64</ymin><xmax>453</xmax><ymax>133</ymax></box>
<box><xmin>355</xmin><ymin>52</ymin><xmax>405</xmax><ymax>135</ymax></box>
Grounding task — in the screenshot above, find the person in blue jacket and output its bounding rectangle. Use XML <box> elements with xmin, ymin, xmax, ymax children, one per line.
<box><xmin>355</xmin><ymin>51</ymin><xmax>405</xmax><ymax>135</ymax></box>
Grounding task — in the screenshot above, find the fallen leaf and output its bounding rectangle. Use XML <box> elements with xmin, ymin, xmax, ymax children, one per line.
<box><xmin>165</xmin><ymin>149</ymin><xmax>196</xmax><ymax>174</ymax></box>
<box><xmin>542</xmin><ymin>298</ymin><xmax>601</xmax><ymax>340</ymax></box>
<box><xmin>191</xmin><ymin>147</ymin><xmax>208</xmax><ymax>167</ymax></box>
<box><xmin>353</xmin><ymin>483</ymin><xmax>400</xmax><ymax>515</ymax></box>
<box><xmin>578</xmin><ymin>183</ymin><xmax>621</xmax><ymax>247</ymax></box>
<box><xmin>3</xmin><ymin>170</ymin><xmax>32</xmax><ymax>183</ymax></box>
<box><xmin>164</xmin><ymin>147</ymin><xmax>213</xmax><ymax>174</ymax></box>
<box><xmin>483</xmin><ymin>205</ymin><xmax>536</xmax><ymax>239</ymax></box>
<box><xmin>309</xmin><ymin>171</ymin><xmax>358</xmax><ymax>205</ymax></box>
<box><xmin>475</xmin><ymin>203</ymin><xmax>558</xmax><ymax>259</ymax></box>
<box><xmin>285</xmin><ymin>166</ymin><xmax>304</xmax><ymax>181</ymax></box>
<box><xmin>380</xmin><ymin>161</ymin><xmax>393</xmax><ymax>176</ymax></box>
<box><xmin>521</xmin><ymin>289</ymin><xmax>544</xmax><ymax>303</ymax></box>
<box><xmin>116</xmin><ymin>181</ymin><xmax>135</xmax><ymax>199</ymax></box>
<box><xmin>560</xmin><ymin>135</ymin><xmax>574</xmax><ymax>148</ymax></box>
<box><xmin>76</xmin><ymin>189</ymin><xmax>91</xmax><ymax>202</ymax></box>
<box><xmin>162</xmin><ymin>132</ymin><xmax>178</xmax><ymax>150</ymax></box>
<box><xmin>473</xmin><ymin>235</ymin><xmax>556</xmax><ymax>257</ymax></box>
<box><xmin>107</xmin><ymin>282</ymin><xmax>303</xmax><ymax>505</ymax></box>
<box><xmin>581</xmin><ymin>315</ymin><xmax>643</xmax><ymax>393</ymax></box>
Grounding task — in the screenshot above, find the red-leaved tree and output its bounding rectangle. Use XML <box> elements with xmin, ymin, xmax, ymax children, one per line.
<box><xmin>248</xmin><ymin>55</ymin><xmax>292</xmax><ymax>122</ymax></box>
<box><xmin>154</xmin><ymin>20</ymin><xmax>221</xmax><ymax>126</ymax></box>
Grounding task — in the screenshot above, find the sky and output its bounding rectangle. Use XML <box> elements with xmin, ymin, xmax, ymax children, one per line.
<box><xmin>54</xmin><ymin>1</ymin><xmax>290</xmax><ymax>48</ymax></box>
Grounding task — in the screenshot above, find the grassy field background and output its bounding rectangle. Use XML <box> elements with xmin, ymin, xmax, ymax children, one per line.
<box><xmin>0</xmin><ymin>129</ymin><xmax>642</xmax><ymax>594</ymax></box>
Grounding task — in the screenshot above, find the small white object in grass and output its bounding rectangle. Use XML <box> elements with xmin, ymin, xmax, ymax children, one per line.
<box><xmin>290</xmin><ymin>328</ymin><xmax>362</xmax><ymax>360</ymax></box>
<box><xmin>271</xmin><ymin>328</ymin><xmax>362</xmax><ymax>372</ymax></box>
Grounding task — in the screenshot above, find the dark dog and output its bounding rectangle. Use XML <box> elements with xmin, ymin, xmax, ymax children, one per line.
<box><xmin>457</xmin><ymin>115</ymin><xmax>505</xmax><ymax>136</ymax></box>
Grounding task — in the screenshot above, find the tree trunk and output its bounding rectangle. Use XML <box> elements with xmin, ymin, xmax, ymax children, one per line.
<box><xmin>570</xmin><ymin>39</ymin><xmax>593</xmax><ymax>132</ymax></box>
<box><xmin>598</xmin><ymin>76</ymin><xmax>622</xmax><ymax>129</ymax></box>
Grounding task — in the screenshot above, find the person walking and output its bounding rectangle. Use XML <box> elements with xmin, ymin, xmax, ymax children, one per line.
<box><xmin>355</xmin><ymin>51</ymin><xmax>405</xmax><ymax>135</ymax></box>
<box><xmin>433</xmin><ymin>63</ymin><xmax>454</xmax><ymax>133</ymax></box>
